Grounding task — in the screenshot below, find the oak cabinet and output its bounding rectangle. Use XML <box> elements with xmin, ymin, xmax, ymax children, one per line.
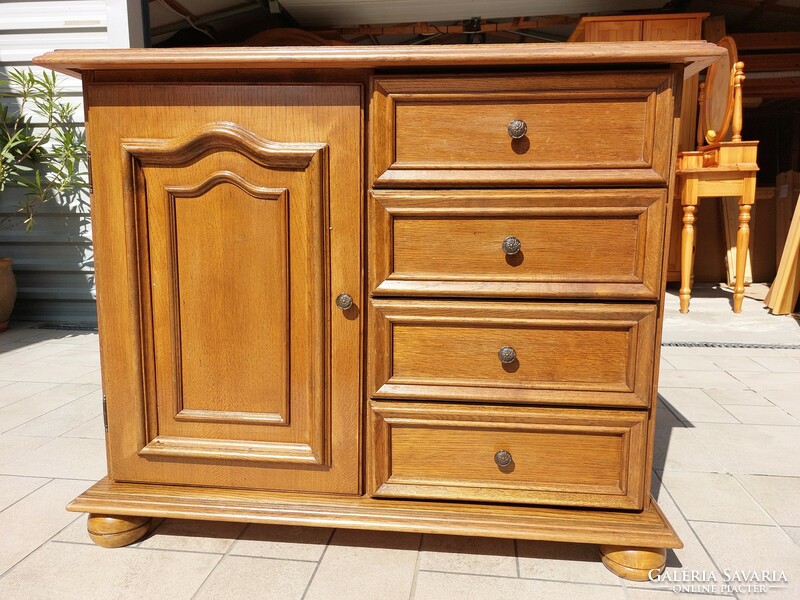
<box><xmin>35</xmin><ymin>42</ymin><xmax>726</xmax><ymax>580</ymax></box>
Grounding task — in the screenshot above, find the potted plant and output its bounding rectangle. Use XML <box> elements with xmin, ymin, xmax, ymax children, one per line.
<box><xmin>0</xmin><ymin>69</ymin><xmax>86</xmax><ymax>330</ymax></box>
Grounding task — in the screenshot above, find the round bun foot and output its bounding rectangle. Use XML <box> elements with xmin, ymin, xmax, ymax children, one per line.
<box><xmin>599</xmin><ymin>545</ymin><xmax>667</xmax><ymax>581</ymax></box>
<box><xmin>87</xmin><ymin>514</ymin><xmax>152</xmax><ymax>548</ymax></box>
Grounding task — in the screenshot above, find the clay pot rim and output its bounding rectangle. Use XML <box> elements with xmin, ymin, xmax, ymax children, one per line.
<box><xmin>0</xmin><ymin>258</ymin><xmax>12</xmax><ymax>267</ymax></box>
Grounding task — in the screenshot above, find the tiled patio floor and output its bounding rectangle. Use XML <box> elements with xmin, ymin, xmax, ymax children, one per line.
<box><xmin>0</xmin><ymin>286</ymin><xmax>799</xmax><ymax>599</ymax></box>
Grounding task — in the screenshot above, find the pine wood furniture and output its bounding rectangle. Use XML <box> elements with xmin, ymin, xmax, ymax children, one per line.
<box><xmin>676</xmin><ymin>37</ymin><xmax>759</xmax><ymax>313</ymax></box>
<box><xmin>35</xmin><ymin>42</ymin><xmax>725</xmax><ymax>581</ymax></box>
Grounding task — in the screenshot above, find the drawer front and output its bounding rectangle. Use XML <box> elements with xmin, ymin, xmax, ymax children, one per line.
<box><xmin>369</xmin><ymin>300</ymin><xmax>656</xmax><ymax>408</ymax></box>
<box><xmin>368</xmin><ymin>401</ymin><xmax>647</xmax><ymax>509</ymax></box>
<box><xmin>371</xmin><ymin>71</ymin><xmax>675</xmax><ymax>188</ymax></box>
<box><xmin>370</xmin><ymin>189</ymin><xmax>666</xmax><ymax>299</ymax></box>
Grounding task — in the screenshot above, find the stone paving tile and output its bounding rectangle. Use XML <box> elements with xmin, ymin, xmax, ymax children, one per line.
<box><xmin>708</xmin><ymin>356</ymin><xmax>769</xmax><ymax>372</ymax></box>
<box><xmin>736</xmin><ymin>475</ymin><xmax>800</xmax><ymax>526</ymax></box>
<box><xmin>690</xmin><ymin>522</ymin><xmax>800</xmax><ymax>599</ymax></box>
<box><xmin>688</xmin><ymin>423</ymin><xmax>800</xmax><ymax>476</ymax></box>
<box><xmin>762</xmin><ymin>389</ymin><xmax>800</xmax><ymax>420</ymax></box>
<box><xmin>44</xmin><ymin>350</ymin><xmax>100</xmax><ymax>368</ymax></box>
<box><xmin>653</xmin><ymin>421</ymin><xmax>726</xmax><ymax>474</ymax></box>
<box><xmin>0</xmin><ymin>542</ymin><xmax>221</xmax><ymax>600</ymax></box>
<box><xmin>7</xmin><ymin>390</ymin><xmax>102</xmax><ymax>437</ymax></box>
<box><xmin>137</xmin><ymin>518</ymin><xmax>246</xmax><ymax>554</ymax></box>
<box><xmin>0</xmin><ymin>361</ymin><xmax>98</xmax><ymax>384</ymax></box>
<box><xmin>658</xmin><ymin>370</ymin><xmax>747</xmax><ymax>390</ymax></box>
<box><xmin>0</xmin><ymin>434</ymin><xmax>56</xmax><ymax>469</ymax></box>
<box><xmin>661</xmin><ymin>356</ymin><xmax>720</xmax><ymax>371</ymax></box>
<box><xmin>703</xmin><ymin>389</ymin><xmax>771</xmax><ymax>406</ymax></box>
<box><xmin>0</xmin><ymin>436</ymin><xmax>107</xmax><ymax>480</ymax></box>
<box><xmin>0</xmin><ymin>381</ymin><xmax>57</xmax><ymax>409</ymax></box>
<box><xmin>68</xmin><ymin>368</ymin><xmax>102</xmax><ymax>385</ymax></box>
<box><xmin>0</xmin><ymin>478</ymin><xmax>88</xmax><ymax>574</ymax></box>
<box><xmin>731</xmin><ymin>372</ymin><xmax>800</xmax><ymax>392</ymax></box>
<box><xmin>61</xmin><ymin>415</ymin><xmax>105</xmax><ymax>439</ymax></box>
<box><xmin>230</xmin><ymin>524</ymin><xmax>332</xmax><ymax>562</ymax></box>
<box><xmin>193</xmin><ymin>555</ymin><xmax>315</xmax><ymax>600</ymax></box>
<box><xmin>52</xmin><ymin>513</ymin><xmax>92</xmax><ymax>545</ymax></box>
<box><xmin>724</xmin><ymin>405</ymin><xmax>800</xmax><ymax>425</ymax></box>
<box><xmin>0</xmin><ymin>475</ymin><xmax>50</xmax><ymax>512</ymax></box>
<box><xmin>657</xmin><ymin>471</ymin><xmax>772</xmax><ymax>525</ymax></box>
<box><xmin>418</xmin><ymin>534</ymin><xmax>517</xmax><ymax>577</ymax></box>
<box><xmin>303</xmin><ymin>529</ymin><xmax>420</xmax><ymax>600</ymax></box>
<box><xmin>0</xmin><ymin>383</ymin><xmax>99</xmax><ymax>434</ymax></box>
<box><xmin>750</xmin><ymin>356</ymin><xmax>800</xmax><ymax>373</ymax></box>
<box><xmin>784</xmin><ymin>527</ymin><xmax>800</xmax><ymax>547</ymax></box>
<box><xmin>413</xmin><ymin>570</ymin><xmax>625</xmax><ymax>600</ymax></box>
<box><xmin>517</xmin><ymin>540</ymin><xmax>620</xmax><ymax>585</ymax></box>
<box><xmin>0</xmin><ymin>343</ymin><xmax>83</xmax><ymax>365</ymax></box>
<box><xmin>659</xmin><ymin>388</ymin><xmax>739</xmax><ymax>424</ymax></box>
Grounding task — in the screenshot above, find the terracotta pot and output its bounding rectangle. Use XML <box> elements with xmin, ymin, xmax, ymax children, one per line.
<box><xmin>0</xmin><ymin>258</ymin><xmax>17</xmax><ymax>332</ymax></box>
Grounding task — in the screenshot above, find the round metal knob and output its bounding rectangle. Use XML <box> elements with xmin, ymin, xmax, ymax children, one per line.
<box><xmin>498</xmin><ymin>346</ymin><xmax>517</xmax><ymax>364</ymax></box>
<box><xmin>495</xmin><ymin>450</ymin><xmax>513</xmax><ymax>468</ymax></box>
<box><xmin>335</xmin><ymin>293</ymin><xmax>353</xmax><ymax>310</ymax></box>
<box><xmin>502</xmin><ymin>236</ymin><xmax>521</xmax><ymax>256</ymax></box>
<box><xmin>507</xmin><ymin>119</ymin><xmax>528</xmax><ymax>139</ymax></box>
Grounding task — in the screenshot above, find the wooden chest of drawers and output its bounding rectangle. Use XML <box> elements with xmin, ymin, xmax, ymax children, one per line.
<box><xmin>35</xmin><ymin>42</ymin><xmax>725</xmax><ymax>580</ymax></box>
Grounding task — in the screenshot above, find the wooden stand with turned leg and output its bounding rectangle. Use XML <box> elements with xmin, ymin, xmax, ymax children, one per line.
<box><xmin>676</xmin><ymin>57</ymin><xmax>758</xmax><ymax>313</ymax></box>
<box><xmin>679</xmin><ymin>202</ymin><xmax>697</xmax><ymax>314</ymax></box>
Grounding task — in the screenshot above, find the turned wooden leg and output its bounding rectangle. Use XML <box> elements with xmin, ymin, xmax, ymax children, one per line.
<box><xmin>733</xmin><ymin>197</ymin><xmax>753</xmax><ymax>313</ymax></box>
<box><xmin>679</xmin><ymin>204</ymin><xmax>697</xmax><ymax>314</ymax></box>
<box><xmin>87</xmin><ymin>514</ymin><xmax>152</xmax><ymax>548</ymax></box>
<box><xmin>599</xmin><ymin>545</ymin><xmax>667</xmax><ymax>581</ymax></box>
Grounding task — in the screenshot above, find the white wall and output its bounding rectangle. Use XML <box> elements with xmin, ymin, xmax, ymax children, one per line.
<box><xmin>0</xmin><ymin>0</ymin><xmax>144</xmax><ymax>324</ymax></box>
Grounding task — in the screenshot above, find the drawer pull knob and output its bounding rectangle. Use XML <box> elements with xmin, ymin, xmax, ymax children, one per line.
<box><xmin>502</xmin><ymin>236</ymin><xmax>521</xmax><ymax>256</ymax></box>
<box><xmin>507</xmin><ymin>119</ymin><xmax>528</xmax><ymax>139</ymax></box>
<box><xmin>495</xmin><ymin>450</ymin><xmax>513</xmax><ymax>468</ymax></box>
<box><xmin>335</xmin><ymin>293</ymin><xmax>354</xmax><ymax>310</ymax></box>
<box><xmin>498</xmin><ymin>346</ymin><xmax>517</xmax><ymax>364</ymax></box>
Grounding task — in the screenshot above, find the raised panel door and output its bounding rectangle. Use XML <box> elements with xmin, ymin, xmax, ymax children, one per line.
<box><xmin>87</xmin><ymin>84</ymin><xmax>362</xmax><ymax>493</ymax></box>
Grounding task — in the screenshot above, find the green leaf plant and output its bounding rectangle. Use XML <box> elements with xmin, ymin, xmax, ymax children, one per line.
<box><xmin>1</xmin><ymin>68</ymin><xmax>86</xmax><ymax>231</ymax></box>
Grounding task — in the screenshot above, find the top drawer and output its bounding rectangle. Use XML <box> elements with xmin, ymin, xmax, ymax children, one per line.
<box><xmin>370</xmin><ymin>71</ymin><xmax>676</xmax><ymax>188</ymax></box>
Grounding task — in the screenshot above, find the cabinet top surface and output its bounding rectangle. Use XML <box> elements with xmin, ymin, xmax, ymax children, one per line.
<box><xmin>34</xmin><ymin>41</ymin><xmax>725</xmax><ymax>79</ymax></box>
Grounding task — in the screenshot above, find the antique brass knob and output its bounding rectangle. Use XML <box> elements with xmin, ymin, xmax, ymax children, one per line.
<box><xmin>502</xmin><ymin>236</ymin><xmax>521</xmax><ymax>256</ymax></box>
<box><xmin>498</xmin><ymin>346</ymin><xmax>517</xmax><ymax>364</ymax></box>
<box><xmin>495</xmin><ymin>450</ymin><xmax>513</xmax><ymax>468</ymax></box>
<box><xmin>335</xmin><ymin>293</ymin><xmax>353</xmax><ymax>310</ymax></box>
<box><xmin>507</xmin><ymin>119</ymin><xmax>527</xmax><ymax>139</ymax></box>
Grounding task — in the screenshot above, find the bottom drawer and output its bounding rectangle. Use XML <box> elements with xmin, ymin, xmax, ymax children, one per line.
<box><xmin>368</xmin><ymin>401</ymin><xmax>647</xmax><ymax>510</ymax></box>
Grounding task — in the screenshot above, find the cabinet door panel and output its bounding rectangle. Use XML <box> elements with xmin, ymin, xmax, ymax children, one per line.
<box><xmin>87</xmin><ymin>84</ymin><xmax>362</xmax><ymax>494</ymax></box>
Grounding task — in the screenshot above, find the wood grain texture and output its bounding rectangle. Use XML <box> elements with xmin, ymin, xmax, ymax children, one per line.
<box><xmin>369</xmin><ymin>300</ymin><xmax>657</xmax><ymax>408</ymax></box>
<box><xmin>369</xmin><ymin>189</ymin><xmax>666</xmax><ymax>299</ymax></box>
<box><xmin>368</xmin><ymin>401</ymin><xmax>647</xmax><ymax>509</ymax></box>
<box><xmin>33</xmin><ymin>42</ymin><xmax>726</xmax><ymax>78</ymax></box>
<box><xmin>87</xmin><ymin>514</ymin><xmax>152</xmax><ymax>548</ymax></box>
<box><xmin>371</xmin><ymin>71</ymin><xmax>676</xmax><ymax>188</ymax></box>
<box><xmin>69</xmin><ymin>478</ymin><xmax>682</xmax><ymax>548</ymax></box>
<box><xmin>599</xmin><ymin>545</ymin><xmax>667</xmax><ymax>581</ymax></box>
<box><xmin>86</xmin><ymin>83</ymin><xmax>363</xmax><ymax>494</ymax></box>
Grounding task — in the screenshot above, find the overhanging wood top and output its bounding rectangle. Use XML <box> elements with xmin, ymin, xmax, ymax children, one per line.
<box><xmin>34</xmin><ymin>41</ymin><xmax>726</xmax><ymax>79</ymax></box>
